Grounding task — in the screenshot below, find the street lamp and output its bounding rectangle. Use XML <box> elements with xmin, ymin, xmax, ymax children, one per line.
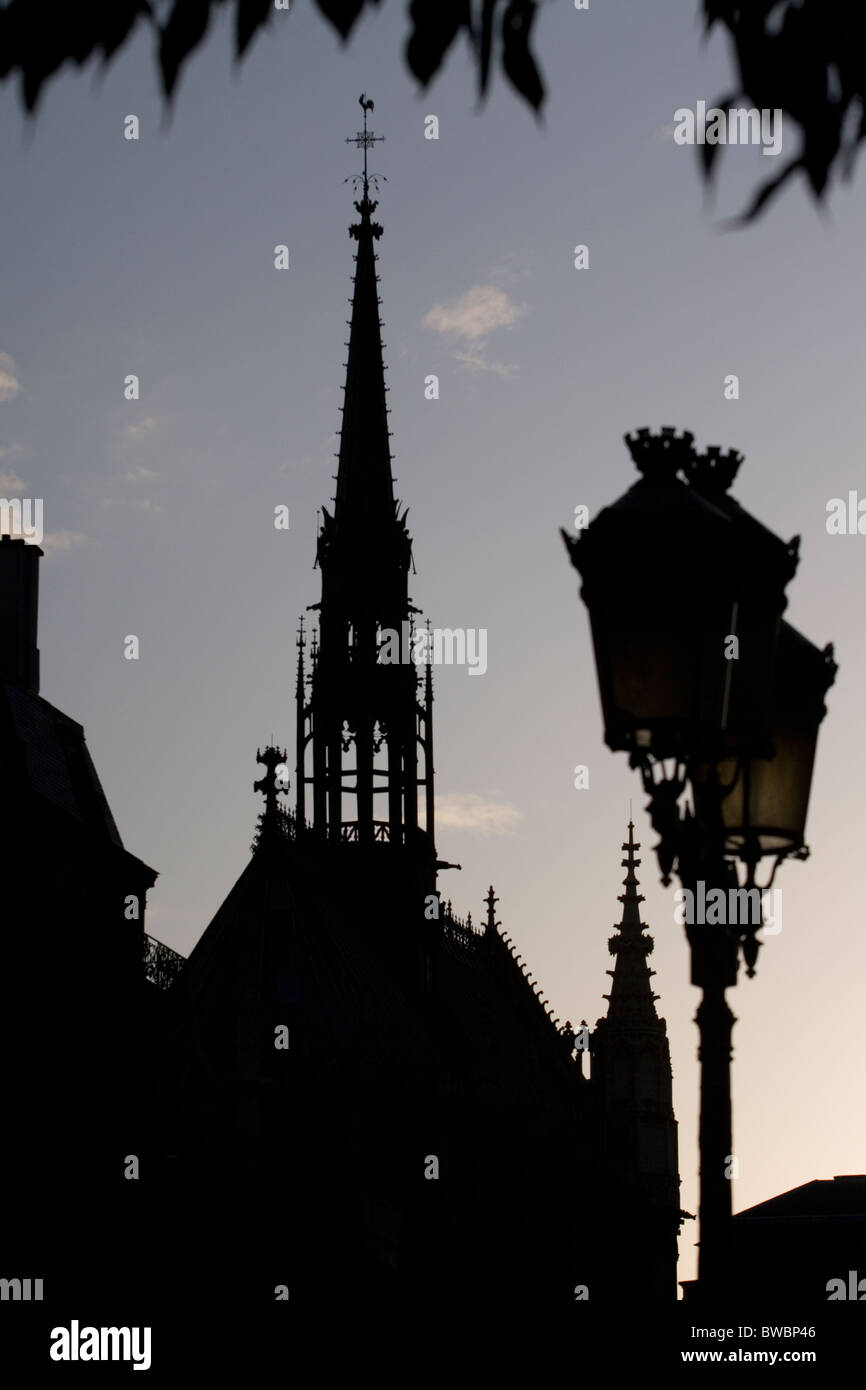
<box><xmin>563</xmin><ymin>427</ymin><xmax>835</xmax><ymax>1296</ymax></box>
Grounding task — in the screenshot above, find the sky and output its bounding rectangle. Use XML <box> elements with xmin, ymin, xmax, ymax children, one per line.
<box><xmin>3</xmin><ymin>1</ymin><xmax>866</xmax><ymax>1291</ymax></box>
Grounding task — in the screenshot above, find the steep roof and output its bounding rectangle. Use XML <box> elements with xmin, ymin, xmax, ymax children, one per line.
<box><xmin>3</xmin><ymin>681</ymin><xmax>124</xmax><ymax>844</ymax></box>
<box><xmin>181</xmin><ymin>807</ymin><xmax>585</xmax><ymax>1120</ymax></box>
<box><xmin>734</xmin><ymin>1176</ymin><xmax>866</xmax><ymax>1225</ymax></box>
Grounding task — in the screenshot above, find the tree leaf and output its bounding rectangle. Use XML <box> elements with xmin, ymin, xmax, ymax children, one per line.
<box><xmin>699</xmin><ymin>92</ymin><xmax>736</xmax><ymax>182</ymax></box>
<box><xmin>100</xmin><ymin>2</ymin><xmax>153</xmax><ymax>64</ymax></box>
<box><xmin>159</xmin><ymin>0</ymin><xmax>215</xmax><ymax>101</ymax></box>
<box><xmin>315</xmin><ymin>0</ymin><xmax>372</xmax><ymax>41</ymax></box>
<box><xmin>726</xmin><ymin>155</ymin><xmax>804</xmax><ymax>226</ymax></box>
<box><xmin>479</xmin><ymin>0</ymin><xmax>496</xmax><ymax>101</ymax></box>
<box><xmin>702</xmin><ymin>0</ymin><xmax>866</xmax><ymax>217</ymax></box>
<box><xmin>501</xmin><ymin>0</ymin><xmax>543</xmax><ymax>111</ymax></box>
<box><xmin>406</xmin><ymin>0</ymin><xmax>470</xmax><ymax>88</ymax></box>
<box><xmin>236</xmin><ymin>0</ymin><xmax>273</xmax><ymax>60</ymax></box>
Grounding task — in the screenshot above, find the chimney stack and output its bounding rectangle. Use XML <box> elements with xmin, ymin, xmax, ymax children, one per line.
<box><xmin>0</xmin><ymin>535</ymin><xmax>42</xmax><ymax>694</ymax></box>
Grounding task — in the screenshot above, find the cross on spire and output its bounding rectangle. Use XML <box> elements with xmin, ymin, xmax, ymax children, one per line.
<box><xmin>345</xmin><ymin>93</ymin><xmax>385</xmax><ymax>195</ymax></box>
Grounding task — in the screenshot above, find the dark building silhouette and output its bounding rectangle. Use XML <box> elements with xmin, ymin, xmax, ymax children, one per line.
<box><xmin>0</xmin><ymin>533</ymin><xmax>167</xmax><ymax>1294</ymax></box>
<box><xmin>675</xmin><ymin>1174</ymin><xmax>866</xmax><ymax>1305</ymax></box>
<box><xmin>731</xmin><ymin>1177</ymin><xmax>866</xmax><ymax>1302</ymax></box>
<box><xmin>163</xmin><ymin>135</ymin><xmax>683</xmax><ymax>1310</ymax></box>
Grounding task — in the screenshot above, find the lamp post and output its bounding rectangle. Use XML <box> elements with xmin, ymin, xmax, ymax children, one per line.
<box><xmin>563</xmin><ymin>428</ymin><xmax>836</xmax><ymax>1296</ymax></box>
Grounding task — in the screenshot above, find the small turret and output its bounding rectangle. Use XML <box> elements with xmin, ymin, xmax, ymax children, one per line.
<box><xmin>591</xmin><ymin>819</ymin><xmax>681</xmax><ymax>1300</ymax></box>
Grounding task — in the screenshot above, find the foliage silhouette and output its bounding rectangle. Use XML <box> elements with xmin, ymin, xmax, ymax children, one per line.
<box><xmin>0</xmin><ymin>0</ymin><xmax>544</xmax><ymax>114</ymax></box>
<box><xmin>3</xmin><ymin>2</ymin><xmax>863</xmax><ymax>222</ymax></box>
<box><xmin>702</xmin><ymin>0</ymin><xmax>866</xmax><ymax>221</ymax></box>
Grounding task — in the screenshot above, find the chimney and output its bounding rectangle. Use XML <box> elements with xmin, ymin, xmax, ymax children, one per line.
<box><xmin>0</xmin><ymin>536</ymin><xmax>42</xmax><ymax>694</ymax></box>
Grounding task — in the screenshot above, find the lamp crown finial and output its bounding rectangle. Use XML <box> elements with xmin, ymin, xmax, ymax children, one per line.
<box><xmin>687</xmin><ymin>444</ymin><xmax>744</xmax><ymax>496</ymax></box>
<box><xmin>624</xmin><ymin>426</ymin><xmax>696</xmax><ymax>483</ymax></box>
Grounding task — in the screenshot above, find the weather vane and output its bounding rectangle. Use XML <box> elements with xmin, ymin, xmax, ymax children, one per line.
<box><xmin>345</xmin><ymin>92</ymin><xmax>386</xmax><ymax>195</ymax></box>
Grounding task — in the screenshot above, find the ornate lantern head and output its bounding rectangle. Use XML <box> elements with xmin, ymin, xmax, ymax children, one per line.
<box><xmin>693</xmin><ymin>620</ymin><xmax>837</xmax><ymax>868</ymax></box>
<box><xmin>563</xmin><ymin>428</ymin><xmax>799</xmax><ymax>765</ymax></box>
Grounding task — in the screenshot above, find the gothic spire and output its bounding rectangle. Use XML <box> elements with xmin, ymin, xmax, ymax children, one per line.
<box><xmin>297</xmin><ymin>100</ymin><xmax>432</xmax><ymax>855</ymax></box>
<box><xmin>331</xmin><ymin>95</ymin><xmax>398</xmax><ymax>545</ymax></box>
<box><xmin>602</xmin><ymin>820</ymin><xmax>661</xmax><ymax>1026</ymax></box>
<box><xmin>593</xmin><ymin>820</ymin><xmax>681</xmax><ymax>1299</ymax></box>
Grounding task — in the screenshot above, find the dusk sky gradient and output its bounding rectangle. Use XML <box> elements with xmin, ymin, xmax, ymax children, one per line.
<box><xmin>3</xmin><ymin>1</ymin><xmax>866</xmax><ymax>1290</ymax></box>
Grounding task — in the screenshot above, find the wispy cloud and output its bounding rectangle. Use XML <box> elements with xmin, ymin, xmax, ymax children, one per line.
<box><xmin>423</xmin><ymin>284</ymin><xmax>524</xmax><ymax>376</ymax></box>
<box><xmin>424</xmin><ymin>285</ymin><xmax>522</xmax><ymax>341</ymax></box>
<box><xmin>100</xmin><ymin>495</ymin><xmax>160</xmax><ymax>513</ymax></box>
<box><xmin>452</xmin><ymin>347</ymin><xmax>515</xmax><ymax>378</ymax></box>
<box><xmin>0</xmin><ymin>352</ymin><xmax>22</xmax><ymax>403</ymax></box>
<box><xmin>0</xmin><ymin>468</ymin><xmax>25</xmax><ymax>493</ymax></box>
<box><xmin>40</xmin><ymin>530</ymin><xmax>87</xmax><ymax>554</ymax></box>
<box><xmin>488</xmin><ymin>251</ymin><xmax>531</xmax><ymax>285</ymax></box>
<box><xmin>104</xmin><ymin>452</ymin><xmax>161</xmax><ymax>510</ymax></box>
<box><xmin>436</xmin><ymin>793</ymin><xmax>521</xmax><ymax>836</ymax></box>
<box><xmin>0</xmin><ymin>442</ymin><xmax>27</xmax><ymax>466</ymax></box>
<box><xmin>122</xmin><ymin>416</ymin><xmax>158</xmax><ymax>444</ymax></box>
<box><xmin>124</xmin><ymin>464</ymin><xmax>158</xmax><ymax>483</ymax></box>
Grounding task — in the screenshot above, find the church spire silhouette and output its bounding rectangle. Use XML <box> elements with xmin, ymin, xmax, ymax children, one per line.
<box><xmin>332</xmin><ymin>94</ymin><xmax>395</xmax><ymax>538</ymax></box>
<box><xmin>297</xmin><ymin>98</ymin><xmax>433</xmax><ymax>855</ymax></box>
<box><xmin>592</xmin><ymin>819</ymin><xmax>682</xmax><ymax>1298</ymax></box>
<box><xmin>164</xmin><ymin>103</ymin><xmax>684</xmax><ymax>1318</ymax></box>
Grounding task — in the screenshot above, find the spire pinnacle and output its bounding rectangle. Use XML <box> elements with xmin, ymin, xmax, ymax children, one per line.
<box><xmin>603</xmin><ymin>819</ymin><xmax>661</xmax><ymax>1025</ymax></box>
<box><xmin>484</xmin><ymin>885</ymin><xmax>500</xmax><ymax>937</ymax></box>
<box><xmin>318</xmin><ymin>94</ymin><xmax>403</xmax><ymax>553</ymax></box>
<box><xmin>296</xmin><ymin>617</ymin><xmax>306</xmax><ymax>691</ymax></box>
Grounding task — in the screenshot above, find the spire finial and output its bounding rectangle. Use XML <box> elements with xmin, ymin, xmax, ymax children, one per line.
<box><xmin>624</xmin><ymin>816</ymin><xmax>639</xmax><ymax>866</ymax></box>
<box><xmin>345</xmin><ymin>93</ymin><xmax>385</xmax><ymax>205</ymax></box>
<box><xmin>484</xmin><ymin>884</ymin><xmax>500</xmax><ymax>937</ymax></box>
